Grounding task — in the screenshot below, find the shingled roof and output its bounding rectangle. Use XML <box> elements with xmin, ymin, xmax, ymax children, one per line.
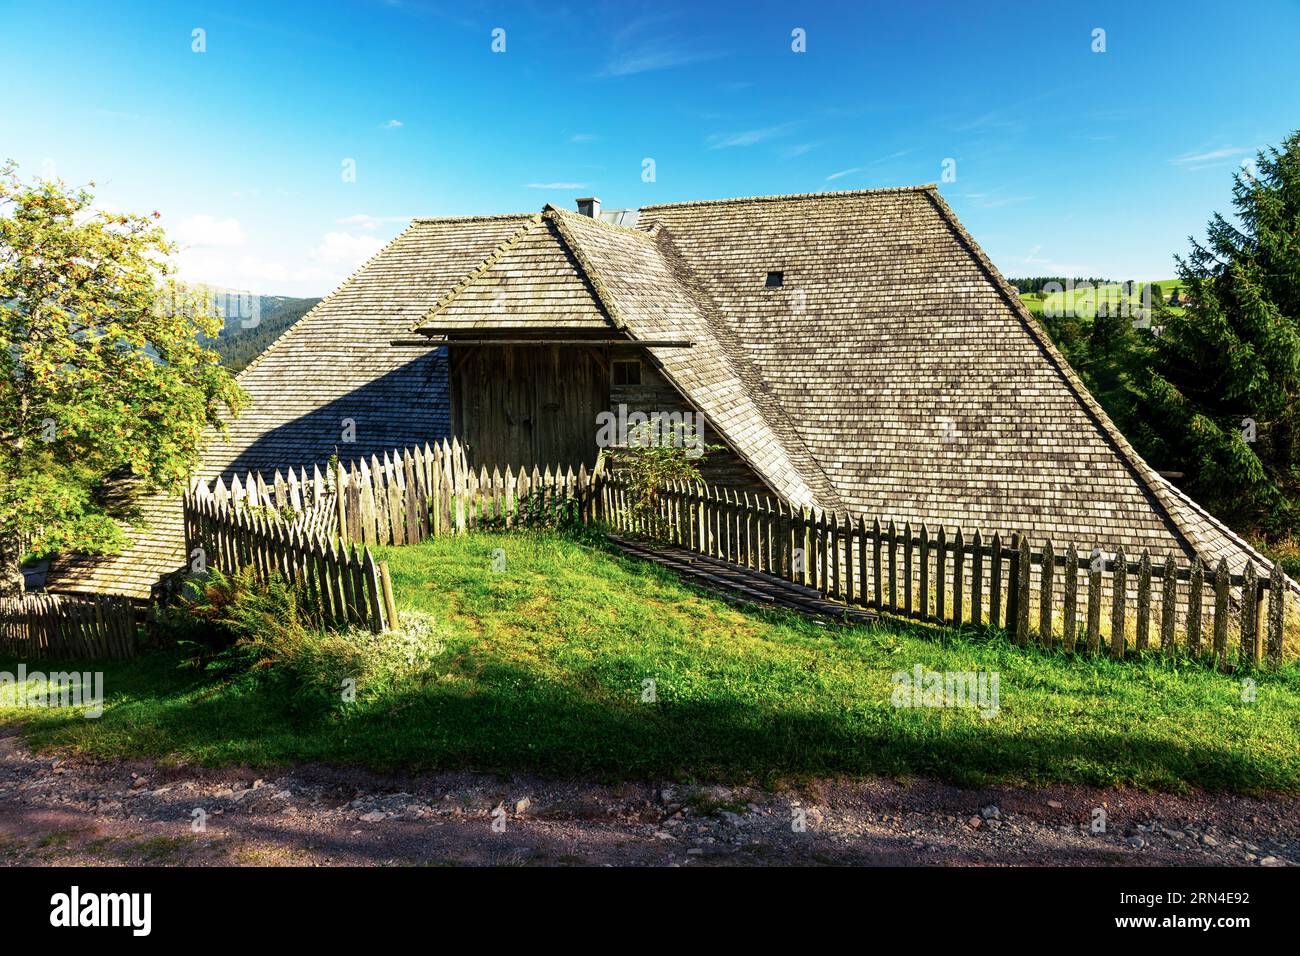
<box><xmin>46</xmin><ymin>186</ymin><xmax>1283</xmax><ymax>598</ymax></box>
<box><xmin>47</xmin><ymin>214</ymin><xmax>529</xmax><ymax>598</ymax></box>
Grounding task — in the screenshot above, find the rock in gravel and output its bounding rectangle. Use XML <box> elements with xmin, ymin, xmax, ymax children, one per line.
<box><xmin>131</xmin><ymin>777</ymin><xmax>148</xmax><ymax>789</ymax></box>
<box><xmin>1201</xmin><ymin>834</ymin><xmax>1219</xmax><ymax>847</ymax></box>
<box><xmin>719</xmin><ymin>811</ymin><xmax>745</xmax><ymax>827</ymax></box>
<box><xmin>359</xmin><ymin>811</ymin><xmax>388</xmax><ymax>823</ymax></box>
<box><xmin>966</xmin><ymin>816</ymin><xmax>983</xmax><ymax>830</ymax></box>
<box><xmin>981</xmin><ymin>805</ymin><xmax>1000</xmax><ymax>820</ymax></box>
<box><xmin>1259</xmin><ymin>856</ymin><xmax>1282</xmax><ymax>866</ymax></box>
<box><xmin>514</xmin><ymin>797</ymin><xmax>531</xmax><ymax>815</ymax></box>
<box><xmin>1127</xmin><ymin>837</ymin><xmax>1145</xmax><ymax>850</ymax></box>
<box><xmin>1046</xmin><ymin>800</ymin><xmax>1063</xmax><ymax>809</ymax></box>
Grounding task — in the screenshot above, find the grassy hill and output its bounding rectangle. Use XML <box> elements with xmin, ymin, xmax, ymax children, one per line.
<box><xmin>1015</xmin><ymin>279</ymin><xmax>1187</xmax><ymax>318</ymax></box>
<box><xmin>6</xmin><ymin>530</ymin><xmax>1298</xmax><ymax>790</ymax></box>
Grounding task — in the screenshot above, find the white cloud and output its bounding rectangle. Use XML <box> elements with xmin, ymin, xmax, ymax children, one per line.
<box><xmin>174</xmin><ymin>247</ymin><xmax>338</xmax><ymax>298</ymax></box>
<box><xmin>172</xmin><ymin>214</ymin><xmax>246</xmax><ymax>248</ymax></box>
<box><xmin>569</xmin><ymin>133</ymin><xmax>599</xmax><ymax>143</ymax></box>
<box><xmin>336</xmin><ymin>213</ymin><xmax>410</xmax><ymax>231</ymax></box>
<box><xmin>706</xmin><ymin>123</ymin><xmax>796</xmax><ymax>150</ymax></box>
<box><xmin>380</xmin><ymin>119</ymin><xmax>403</xmax><ymax>129</ymax></box>
<box><xmin>1169</xmin><ymin>145</ymin><xmax>1250</xmax><ymax>166</ymax></box>
<box><xmin>600</xmin><ymin>38</ymin><xmax>724</xmax><ymax>77</ymax></box>
<box><xmin>826</xmin><ymin>167</ymin><xmax>863</xmax><ymax>181</ymax></box>
<box><xmin>779</xmin><ymin>142</ymin><xmax>820</xmax><ymax>159</ymax></box>
<box><xmin>310</xmin><ymin>231</ymin><xmax>386</xmax><ymax>265</ymax></box>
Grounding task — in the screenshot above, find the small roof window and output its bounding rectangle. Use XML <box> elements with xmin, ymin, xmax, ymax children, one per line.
<box><xmin>765</xmin><ymin>271</ymin><xmax>784</xmax><ymax>288</ymax></box>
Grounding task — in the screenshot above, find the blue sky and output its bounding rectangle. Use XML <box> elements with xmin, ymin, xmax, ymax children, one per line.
<box><xmin>3</xmin><ymin>0</ymin><xmax>1299</xmax><ymax>297</ymax></box>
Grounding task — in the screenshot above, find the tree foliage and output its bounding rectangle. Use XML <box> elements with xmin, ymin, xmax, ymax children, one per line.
<box><xmin>0</xmin><ymin>162</ymin><xmax>245</xmax><ymax>593</ymax></box>
<box><xmin>1140</xmin><ymin>133</ymin><xmax>1300</xmax><ymax>536</ymax></box>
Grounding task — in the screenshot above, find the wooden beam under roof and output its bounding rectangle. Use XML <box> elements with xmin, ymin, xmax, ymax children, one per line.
<box><xmin>390</xmin><ymin>337</ymin><xmax>693</xmax><ymax>348</ymax></box>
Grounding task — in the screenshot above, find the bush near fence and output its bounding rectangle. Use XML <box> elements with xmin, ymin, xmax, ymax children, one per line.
<box><xmin>185</xmin><ymin>440</ymin><xmax>1292</xmax><ymax>664</ymax></box>
<box><xmin>183</xmin><ymin>493</ymin><xmax>397</xmax><ymax>634</ymax></box>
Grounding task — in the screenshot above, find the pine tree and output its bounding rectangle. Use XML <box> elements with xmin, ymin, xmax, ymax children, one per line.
<box><xmin>1141</xmin><ymin>132</ymin><xmax>1300</xmax><ymax>535</ymax></box>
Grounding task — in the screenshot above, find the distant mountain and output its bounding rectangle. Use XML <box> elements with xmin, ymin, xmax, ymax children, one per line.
<box><xmin>201</xmin><ymin>294</ymin><xmax>322</xmax><ymax>372</ymax></box>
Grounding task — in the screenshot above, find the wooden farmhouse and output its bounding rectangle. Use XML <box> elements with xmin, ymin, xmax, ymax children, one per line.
<box><xmin>47</xmin><ymin>186</ymin><xmax>1280</xmax><ymax>599</ymax></box>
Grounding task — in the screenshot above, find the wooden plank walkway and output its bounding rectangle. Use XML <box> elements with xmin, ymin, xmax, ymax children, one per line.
<box><xmin>606</xmin><ymin>534</ymin><xmax>878</xmax><ymax>625</ymax></box>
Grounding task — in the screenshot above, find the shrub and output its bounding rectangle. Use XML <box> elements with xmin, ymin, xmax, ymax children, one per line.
<box><xmin>158</xmin><ymin>569</ymin><xmax>450</xmax><ymax>712</ymax></box>
<box><xmin>160</xmin><ymin>567</ymin><xmax>361</xmax><ymax>709</ymax></box>
<box><xmin>608</xmin><ymin>421</ymin><xmax>721</xmax><ymax>538</ymax></box>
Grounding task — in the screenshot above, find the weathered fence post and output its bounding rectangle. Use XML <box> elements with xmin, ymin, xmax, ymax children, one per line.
<box><xmin>1062</xmin><ymin>543</ymin><xmax>1079</xmax><ymax>652</ymax></box>
<box><xmin>1188</xmin><ymin>558</ymin><xmax>1204</xmax><ymax>656</ymax></box>
<box><xmin>1039</xmin><ymin>539</ymin><xmax>1054</xmax><ymax>646</ymax></box>
<box><xmin>1212</xmin><ymin>558</ymin><xmax>1230</xmax><ymax>664</ymax></box>
<box><xmin>1015</xmin><ymin>534</ymin><xmax>1030</xmax><ymax>646</ymax></box>
<box><xmin>1110</xmin><ymin>546</ymin><xmax>1127</xmax><ymax>659</ymax></box>
<box><xmin>1135</xmin><ymin>550</ymin><xmax>1151</xmax><ymax>652</ymax></box>
<box><xmin>1266</xmin><ymin>562</ymin><xmax>1285</xmax><ymax>663</ymax></box>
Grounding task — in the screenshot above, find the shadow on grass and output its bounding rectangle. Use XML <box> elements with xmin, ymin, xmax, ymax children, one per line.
<box><xmin>6</xmin><ymin>650</ymin><xmax>1295</xmax><ymax>794</ymax></box>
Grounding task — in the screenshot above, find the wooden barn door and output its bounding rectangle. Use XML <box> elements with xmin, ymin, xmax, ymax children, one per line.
<box><xmin>450</xmin><ymin>345</ymin><xmax>608</xmax><ymax>470</ymax></box>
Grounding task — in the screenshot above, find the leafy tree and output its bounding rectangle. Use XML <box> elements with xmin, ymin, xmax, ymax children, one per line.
<box><xmin>0</xmin><ymin>163</ymin><xmax>245</xmax><ymax>594</ymax></box>
<box><xmin>1141</xmin><ymin>132</ymin><xmax>1300</xmax><ymax>535</ymax></box>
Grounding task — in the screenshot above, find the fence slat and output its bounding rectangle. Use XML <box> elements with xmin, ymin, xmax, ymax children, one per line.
<box><xmin>1212</xmin><ymin>557</ymin><xmax>1230</xmax><ymax>662</ymax></box>
<box><xmin>1135</xmin><ymin>550</ymin><xmax>1151</xmax><ymax>652</ymax></box>
<box><xmin>1110</xmin><ymin>546</ymin><xmax>1127</xmax><ymax>659</ymax></box>
<box><xmin>1188</xmin><ymin>558</ymin><xmax>1204</xmax><ymax>656</ymax></box>
<box><xmin>1161</xmin><ymin>554</ymin><xmax>1178</xmax><ymax>656</ymax></box>
<box><xmin>1062</xmin><ymin>543</ymin><xmax>1078</xmax><ymax>652</ymax></box>
<box><xmin>1039</xmin><ymin>539</ymin><xmax>1054</xmax><ymax>646</ymax></box>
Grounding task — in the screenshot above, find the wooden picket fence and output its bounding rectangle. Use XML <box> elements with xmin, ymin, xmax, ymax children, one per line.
<box><xmin>195</xmin><ymin>438</ymin><xmax>597</xmax><ymax>550</ymax></box>
<box><xmin>0</xmin><ymin>593</ymin><xmax>137</xmax><ymax>661</ymax></box>
<box><xmin>183</xmin><ymin>493</ymin><xmax>397</xmax><ymax>634</ymax></box>
<box><xmin>186</xmin><ymin>439</ymin><xmax>1293</xmax><ymax>663</ymax></box>
<box><xmin>595</xmin><ymin>477</ymin><xmax>1293</xmax><ymax>664</ymax></box>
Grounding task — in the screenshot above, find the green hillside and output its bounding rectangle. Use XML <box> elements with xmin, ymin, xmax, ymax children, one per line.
<box><xmin>206</xmin><ymin>294</ymin><xmax>321</xmax><ymax>372</ymax></box>
<box><xmin>1014</xmin><ymin>279</ymin><xmax>1188</xmax><ymax>318</ymax></box>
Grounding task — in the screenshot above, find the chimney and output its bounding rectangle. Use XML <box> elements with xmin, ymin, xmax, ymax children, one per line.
<box><xmin>576</xmin><ymin>196</ymin><xmax>601</xmax><ymax>219</ymax></box>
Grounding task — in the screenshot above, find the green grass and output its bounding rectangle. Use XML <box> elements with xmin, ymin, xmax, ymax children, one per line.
<box><xmin>2</xmin><ymin>530</ymin><xmax>1298</xmax><ymax>792</ymax></box>
<box><xmin>1017</xmin><ymin>279</ymin><xmax>1186</xmax><ymax>318</ymax></box>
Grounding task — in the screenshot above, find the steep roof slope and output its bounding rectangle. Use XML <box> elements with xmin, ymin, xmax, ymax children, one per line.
<box><xmin>47</xmin><ymin>215</ymin><xmax>529</xmax><ymax>598</ymax></box>
<box><xmin>640</xmin><ymin>187</ymin><xmax>1273</xmax><ymax>571</ymax></box>
<box><xmin>548</xmin><ymin>207</ymin><xmax>837</xmax><ymax>507</ymax></box>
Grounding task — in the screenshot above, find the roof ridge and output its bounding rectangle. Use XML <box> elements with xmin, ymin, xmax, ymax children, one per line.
<box><xmin>235</xmin><ymin>219</ymin><xmax>423</xmax><ymax>385</ymax></box>
<box><xmin>542</xmin><ymin>208</ymin><xmax>630</xmax><ymax>330</ymax></box>
<box><xmin>923</xmin><ymin>188</ymin><xmax>1285</xmax><ymax>578</ymax></box>
<box><xmin>410</xmin><ymin>214</ymin><xmax>547</xmax><ymax>332</ymax></box>
<box><xmin>409</xmin><ymin>213</ymin><xmax>534</xmax><ymax>224</ymax></box>
<box><xmin>545</xmin><ymin>204</ymin><xmax>657</xmax><ymax>241</ymax></box>
<box><xmin>641</xmin><ymin>185</ymin><xmax>936</xmax><ymax>211</ymax></box>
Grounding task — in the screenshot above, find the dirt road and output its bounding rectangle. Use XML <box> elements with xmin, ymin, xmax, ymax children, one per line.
<box><xmin>0</xmin><ymin>726</ymin><xmax>1294</xmax><ymax>867</ymax></box>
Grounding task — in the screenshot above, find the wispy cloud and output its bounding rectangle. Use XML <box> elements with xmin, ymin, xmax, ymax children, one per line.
<box><xmin>380</xmin><ymin>118</ymin><xmax>403</xmax><ymax>129</ymax></box>
<box><xmin>569</xmin><ymin>133</ymin><xmax>599</xmax><ymax>143</ymax></box>
<box><xmin>599</xmin><ymin>15</ymin><xmax>724</xmax><ymax>77</ymax></box>
<box><xmin>706</xmin><ymin>123</ymin><xmax>796</xmax><ymax>150</ymax></box>
<box><xmin>525</xmin><ymin>182</ymin><xmax>588</xmax><ymax>190</ymax></box>
<box><xmin>826</xmin><ymin>167</ymin><xmax>863</xmax><ymax>181</ymax></box>
<box><xmin>779</xmin><ymin>142</ymin><xmax>821</xmax><ymax>159</ymax></box>
<box><xmin>869</xmin><ymin>148</ymin><xmax>916</xmax><ymax>165</ymax></box>
<box><xmin>1169</xmin><ymin>145</ymin><xmax>1251</xmax><ymax>167</ymax></box>
<box><xmin>601</xmin><ymin>40</ymin><xmax>724</xmax><ymax>76</ymax></box>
